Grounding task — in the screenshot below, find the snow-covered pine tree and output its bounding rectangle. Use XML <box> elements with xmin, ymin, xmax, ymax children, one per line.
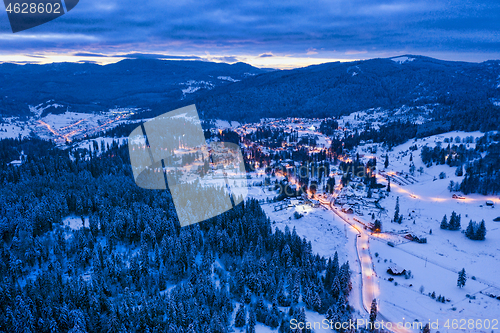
<box><xmin>465</xmin><ymin>221</ymin><xmax>475</xmax><ymax>239</ymax></box>
<box><xmin>369</xmin><ymin>299</ymin><xmax>377</xmax><ymax>324</ymax></box>
<box><xmin>246</xmin><ymin>309</ymin><xmax>256</xmax><ymax>333</ymax></box>
<box><xmin>449</xmin><ymin>211</ymin><xmax>461</xmax><ymax>230</ymax></box>
<box><xmin>440</xmin><ymin>215</ymin><xmax>448</xmax><ymax>230</ymax></box>
<box><xmin>339</xmin><ymin>262</ymin><xmax>352</xmax><ymax>295</ymax></box>
<box><xmin>457</xmin><ymin>268</ymin><xmax>467</xmax><ymax>288</ymax></box>
<box><xmin>235</xmin><ymin>305</ymin><xmax>246</xmax><ymax>328</ymax></box>
<box><xmin>475</xmin><ymin>220</ymin><xmax>486</xmax><ymax>240</ymax></box>
<box><xmin>393</xmin><ymin>197</ymin><xmax>400</xmax><ymax>222</ymax></box>
<box><xmin>331</xmin><ymin>276</ymin><xmax>341</xmax><ymax>299</ymax></box>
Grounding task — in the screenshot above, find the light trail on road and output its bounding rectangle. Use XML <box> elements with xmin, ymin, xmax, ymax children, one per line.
<box><xmin>318</xmin><ymin>193</ymin><xmax>411</xmax><ymax>333</ymax></box>
<box><xmin>37</xmin><ymin>120</ymin><xmax>61</xmax><ymax>138</ymax></box>
<box><xmin>377</xmin><ymin>173</ymin><xmax>500</xmax><ymax>204</ymax></box>
<box><xmin>36</xmin><ymin>113</ymin><xmax>133</xmax><ymax>143</ymax></box>
<box><xmin>60</xmin><ymin>119</ymin><xmax>85</xmax><ymax>130</ymax></box>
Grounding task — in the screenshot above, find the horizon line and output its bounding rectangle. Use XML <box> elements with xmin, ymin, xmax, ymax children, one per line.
<box><xmin>0</xmin><ymin>52</ymin><xmax>498</xmax><ymax>70</ymax></box>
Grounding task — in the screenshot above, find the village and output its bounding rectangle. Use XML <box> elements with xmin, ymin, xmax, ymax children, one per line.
<box><xmin>211</xmin><ymin>116</ymin><xmax>500</xmax><ymax>331</ymax></box>
<box><xmin>5</xmin><ymin>107</ymin><xmax>500</xmax><ymax>331</ymax></box>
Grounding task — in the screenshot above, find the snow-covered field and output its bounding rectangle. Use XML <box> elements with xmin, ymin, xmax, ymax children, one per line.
<box><xmin>179</xmin><ymin>80</ymin><xmax>215</xmax><ymax>98</ymax></box>
<box><xmin>391</xmin><ymin>56</ymin><xmax>416</xmax><ymax>64</ymax></box>
<box><xmin>338</xmin><ymin>105</ymin><xmax>434</xmax><ymax>130</ymax></box>
<box><xmin>0</xmin><ymin>107</ymin><xmax>137</xmax><ymax>143</ymax></box>
<box><xmin>218</xmin><ymin>76</ymin><xmax>241</xmax><ymax>82</ymax></box>
<box><xmin>0</xmin><ymin>119</ymin><xmax>31</xmax><ymax>139</ymax></box>
<box><xmin>350</xmin><ymin>131</ymin><xmax>500</xmax><ymax>331</ymax></box>
<box><xmin>5</xmin><ymin>107</ymin><xmax>500</xmax><ymax>332</ymax></box>
<box><xmin>239</xmin><ymin>127</ymin><xmax>500</xmax><ymax>332</ymax></box>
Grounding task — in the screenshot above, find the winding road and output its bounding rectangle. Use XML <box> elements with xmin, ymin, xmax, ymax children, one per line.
<box><xmin>318</xmin><ymin>196</ymin><xmax>411</xmax><ymax>333</ymax></box>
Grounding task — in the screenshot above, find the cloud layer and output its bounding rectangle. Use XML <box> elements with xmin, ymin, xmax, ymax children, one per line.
<box><xmin>0</xmin><ymin>0</ymin><xmax>499</xmax><ymax>63</ymax></box>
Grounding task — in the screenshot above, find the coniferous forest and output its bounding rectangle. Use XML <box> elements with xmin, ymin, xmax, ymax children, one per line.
<box><xmin>0</xmin><ymin>138</ymin><xmax>353</xmax><ymax>333</ymax></box>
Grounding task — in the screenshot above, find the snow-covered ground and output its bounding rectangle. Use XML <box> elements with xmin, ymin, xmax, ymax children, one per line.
<box><xmin>391</xmin><ymin>56</ymin><xmax>415</xmax><ymax>64</ymax></box>
<box><xmin>338</xmin><ymin>106</ymin><xmax>434</xmax><ymax>131</ymax></box>
<box><xmin>218</xmin><ymin>76</ymin><xmax>241</xmax><ymax>82</ymax></box>
<box><xmin>214</xmin><ymin>119</ymin><xmax>242</xmax><ymax>129</ymax></box>
<box><xmin>0</xmin><ymin>118</ymin><xmax>31</xmax><ymax>139</ymax></box>
<box><xmin>0</xmin><ymin>107</ymin><xmax>137</xmax><ymax>143</ymax></box>
<box><xmin>179</xmin><ymin>80</ymin><xmax>215</xmax><ymax>98</ymax></box>
<box><xmin>62</xmin><ymin>215</ymin><xmax>88</xmax><ymax>235</ymax></box>
<box><xmin>5</xmin><ymin>107</ymin><xmax>500</xmax><ymax>332</ymax></box>
<box><xmin>238</xmin><ymin>127</ymin><xmax>500</xmax><ymax>332</ymax></box>
<box><xmin>350</xmin><ymin>131</ymin><xmax>500</xmax><ymax>331</ymax></box>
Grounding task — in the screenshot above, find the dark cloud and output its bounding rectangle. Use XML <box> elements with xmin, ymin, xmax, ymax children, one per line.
<box><xmin>0</xmin><ymin>61</ymin><xmax>33</xmax><ymax>64</ymax></box>
<box><xmin>210</xmin><ymin>56</ymin><xmax>240</xmax><ymax>63</ymax></box>
<box><xmin>0</xmin><ymin>0</ymin><xmax>499</xmax><ymax>61</ymax></box>
<box><xmin>259</xmin><ymin>53</ymin><xmax>273</xmax><ymax>58</ymax></box>
<box><xmin>74</xmin><ymin>52</ymin><xmax>107</xmax><ymax>57</ymax></box>
<box><xmin>112</xmin><ymin>53</ymin><xmax>202</xmax><ymax>60</ymax></box>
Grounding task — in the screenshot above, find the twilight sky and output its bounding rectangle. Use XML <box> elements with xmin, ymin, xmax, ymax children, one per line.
<box><xmin>1</xmin><ymin>0</ymin><xmax>499</xmax><ymax>68</ymax></box>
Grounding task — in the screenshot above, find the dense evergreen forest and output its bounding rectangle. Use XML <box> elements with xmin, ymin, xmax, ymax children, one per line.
<box><xmin>195</xmin><ymin>57</ymin><xmax>500</xmax><ymax>126</ymax></box>
<box><xmin>2</xmin><ymin>57</ymin><xmax>500</xmax><ymax>133</ymax></box>
<box><xmin>414</xmin><ymin>132</ymin><xmax>500</xmax><ymax>195</ymax></box>
<box><xmin>460</xmin><ymin>136</ymin><xmax>500</xmax><ymax>195</ymax></box>
<box><xmin>0</xmin><ymin>138</ymin><xmax>353</xmax><ymax>333</ymax></box>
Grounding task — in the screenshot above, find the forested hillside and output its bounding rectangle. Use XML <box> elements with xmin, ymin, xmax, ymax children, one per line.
<box><xmin>194</xmin><ymin>56</ymin><xmax>500</xmax><ymax>128</ymax></box>
<box><xmin>2</xmin><ymin>56</ymin><xmax>500</xmax><ymax>134</ymax></box>
<box><xmin>0</xmin><ymin>138</ymin><xmax>353</xmax><ymax>333</ymax></box>
<box><xmin>460</xmin><ymin>133</ymin><xmax>500</xmax><ymax>194</ymax></box>
<box><xmin>0</xmin><ymin>60</ymin><xmax>265</xmax><ymax>116</ymax></box>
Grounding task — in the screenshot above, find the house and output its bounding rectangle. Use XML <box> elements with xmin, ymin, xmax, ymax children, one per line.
<box><xmin>341</xmin><ymin>205</ymin><xmax>354</xmax><ymax>214</ymax></box>
<box><xmin>387</xmin><ymin>264</ymin><xmax>406</xmax><ymax>276</ymax></box>
<box><xmin>481</xmin><ymin>287</ymin><xmax>500</xmax><ymax>300</ymax></box>
<box><xmin>309</xmin><ymin>200</ymin><xmax>320</xmax><ymax>208</ymax></box>
<box><xmin>404</xmin><ymin>233</ymin><xmax>427</xmax><ymax>243</ymax></box>
<box><xmin>404</xmin><ymin>234</ymin><xmax>414</xmax><ymax>241</ymax></box>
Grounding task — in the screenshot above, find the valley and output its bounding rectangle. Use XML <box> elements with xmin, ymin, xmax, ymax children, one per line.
<box><xmin>1</xmin><ymin>56</ymin><xmax>500</xmax><ymax>333</ymax></box>
<box><xmin>11</xmin><ymin>106</ymin><xmax>499</xmax><ymax>332</ymax></box>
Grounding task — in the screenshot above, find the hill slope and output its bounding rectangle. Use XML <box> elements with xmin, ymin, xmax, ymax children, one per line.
<box><xmin>1</xmin><ymin>56</ymin><xmax>499</xmax><ymax>132</ymax></box>
<box><xmin>194</xmin><ymin>55</ymin><xmax>500</xmax><ymax>130</ymax></box>
<box><xmin>0</xmin><ymin>59</ymin><xmax>266</xmax><ymax>116</ymax></box>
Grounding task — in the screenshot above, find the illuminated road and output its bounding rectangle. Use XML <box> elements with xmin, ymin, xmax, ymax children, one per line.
<box><xmin>36</xmin><ymin>113</ymin><xmax>133</xmax><ymax>144</ymax></box>
<box><xmin>376</xmin><ymin>173</ymin><xmax>500</xmax><ymax>205</ymax></box>
<box><xmin>319</xmin><ymin>195</ymin><xmax>410</xmax><ymax>333</ymax></box>
<box><xmin>325</xmin><ymin>203</ymin><xmax>377</xmax><ymax>312</ymax></box>
<box><xmin>318</xmin><ymin>173</ymin><xmax>500</xmax><ymax>332</ymax></box>
<box><xmin>358</xmin><ymin>231</ymin><xmax>378</xmax><ymax>312</ymax></box>
<box><xmin>37</xmin><ymin>120</ymin><xmax>62</xmax><ymax>138</ymax></box>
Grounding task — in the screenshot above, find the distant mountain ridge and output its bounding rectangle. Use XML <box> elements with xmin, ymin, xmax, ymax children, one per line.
<box><xmin>194</xmin><ymin>55</ymin><xmax>500</xmax><ymax>129</ymax></box>
<box><xmin>0</xmin><ymin>59</ymin><xmax>268</xmax><ymax>116</ymax></box>
<box><xmin>1</xmin><ymin>56</ymin><xmax>500</xmax><ymax>132</ymax></box>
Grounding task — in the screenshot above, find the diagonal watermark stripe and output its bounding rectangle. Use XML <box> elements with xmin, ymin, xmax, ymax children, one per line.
<box><xmin>128</xmin><ymin>105</ymin><xmax>248</xmax><ymax>227</ymax></box>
